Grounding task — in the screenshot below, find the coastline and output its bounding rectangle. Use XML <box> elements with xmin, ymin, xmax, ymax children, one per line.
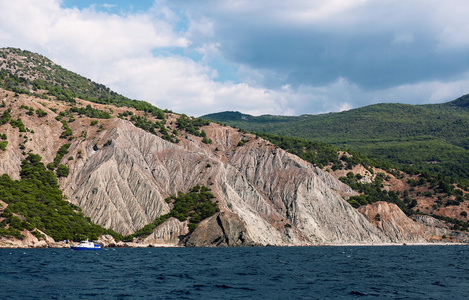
<box><xmin>1</xmin><ymin>240</ymin><xmax>467</xmax><ymax>249</ymax></box>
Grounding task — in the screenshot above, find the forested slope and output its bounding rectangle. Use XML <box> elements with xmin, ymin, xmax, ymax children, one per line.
<box><xmin>203</xmin><ymin>97</ymin><xmax>469</xmax><ymax>182</ymax></box>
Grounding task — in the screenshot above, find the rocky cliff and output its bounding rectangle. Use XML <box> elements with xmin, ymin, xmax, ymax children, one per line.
<box><xmin>1</xmin><ymin>47</ymin><xmax>466</xmax><ymax>247</ymax></box>
<box><xmin>0</xmin><ymin>88</ymin><xmax>457</xmax><ymax>246</ymax></box>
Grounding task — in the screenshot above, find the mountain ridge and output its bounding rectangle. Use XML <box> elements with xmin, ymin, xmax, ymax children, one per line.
<box><xmin>0</xmin><ymin>47</ymin><xmax>467</xmax><ymax>247</ymax></box>
<box><xmin>202</xmin><ymin>96</ymin><xmax>469</xmax><ymax>181</ymax></box>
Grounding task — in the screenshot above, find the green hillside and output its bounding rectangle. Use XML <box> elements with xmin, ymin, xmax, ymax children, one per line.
<box><xmin>203</xmin><ymin>96</ymin><xmax>469</xmax><ymax>182</ymax></box>
<box><xmin>1</xmin><ymin>47</ymin><xmax>468</xmax><ymax>236</ymax></box>
<box><xmin>0</xmin><ymin>154</ymin><xmax>122</xmax><ymax>241</ymax></box>
<box><xmin>0</xmin><ymin>48</ymin><xmax>217</xmax><ymax>242</ymax></box>
<box><xmin>0</xmin><ymin>47</ymin><xmax>170</xmax><ymax>116</ymax></box>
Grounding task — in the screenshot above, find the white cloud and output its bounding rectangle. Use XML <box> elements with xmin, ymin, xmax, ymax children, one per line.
<box><xmin>105</xmin><ymin>55</ymin><xmax>292</xmax><ymax>116</ymax></box>
<box><xmin>1</xmin><ymin>0</ymin><xmax>469</xmax><ymax>117</ymax></box>
<box><xmin>0</xmin><ymin>0</ymin><xmax>300</xmax><ymax>116</ymax></box>
<box><xmin>0</xmin><ymin>0</ymin><xmax>188</xmax><ymax>65</ymax></box>
<box><xmin>205</xmin><ymin>0</ymin><xmax>368</xmax><ymax>24</ymax></box>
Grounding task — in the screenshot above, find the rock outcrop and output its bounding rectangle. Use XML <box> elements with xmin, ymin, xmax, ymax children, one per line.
<box><xmin>357</xmin><ymin>202</ymin><xmax>459</xmax><ymax>243</ymax></box>
<box><xmin>0</xmin><ymin>88</ymin><xmax>461</xmax><ymax>247</ymax></box>
<box><xmin>185</xmin><ymin>211</ymin><xmax>256</xmax><ymax>247</ymax></box>
<box><xmin>0</xmin><ymin>229</ymin><xmax>63</xmax><ymax>248</ymax></box>
<box><xmin>143</xmin><ymin>218</ymin><xmax>189</xmax><ymax>246</ymax></box>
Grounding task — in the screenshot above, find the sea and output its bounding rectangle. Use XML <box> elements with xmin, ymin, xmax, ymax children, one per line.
<box><xmin>0</xmin><ymin>245</ymin><xmax>468</xmax><ymax>299</ymax></box>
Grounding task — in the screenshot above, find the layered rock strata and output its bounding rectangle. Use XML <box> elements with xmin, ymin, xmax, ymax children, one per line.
<box><xmin>0</xmin><ymin>92</ymin><xmax>459</xmax><ymax>246</ymax></box>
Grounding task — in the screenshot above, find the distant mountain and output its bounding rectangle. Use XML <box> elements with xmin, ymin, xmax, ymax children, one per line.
<box><xmin>0</xmin><ymin>47</ymin><xmax>468</xmax><ymax>247</ymax></box>
<box><xmin>202</xmin><ymin>97</ymin><xmax>469</xmax><ymax>181</ymax></box>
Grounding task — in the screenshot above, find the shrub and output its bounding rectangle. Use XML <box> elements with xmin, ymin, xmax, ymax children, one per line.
<box><xmin>130</xmin><ymin>185</ymin><xmax>219</xmax><ymax>238</ymax></box>
<box><xmin>56</xmin><ymin>164</ymin><xmax>69</xmax><ymax>177</ymax></box>
<box><xmin>36</xmin><ymin>108</ymin><xmax>47</xmax><ymax>117</ymax></box>
<box><xmin>202</xmin><ymin>136</ymin><xmax>212</xmax><ymax>144</ymax></box>
<box><xmin>0</xmin><ymin>153</ymin><xmax>122</xmax><ymax>241</ymax></box>
<box><xmin>0</xmin><ymin>109</ymin><xmax>11</xmax><ymax>125</ymax></box>
<box><xmin>10</xmin><ymin>118</ymin><xmax>26</xmax><ymax>132</ymax></box>
<box><xmin>60</xmin><ymin>120</ymin><xmax>72</xmax><ymax>138</ymax></box>
<box><xmin>238</xmin><ymin>139</ymin><xmax>248</xmax><ymax>146</ymax></box>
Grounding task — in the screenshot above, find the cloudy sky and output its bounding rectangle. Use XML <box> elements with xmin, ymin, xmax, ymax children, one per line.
<box><xmin>2</xmin><ymin>0</ymin><xmax>469</xmax><ymax>116</ymax></box>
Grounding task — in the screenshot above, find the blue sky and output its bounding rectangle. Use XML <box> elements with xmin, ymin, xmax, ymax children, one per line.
<box><xmin>62</xmin><ymin>0</ymin><xmax>155</xmax><ymax>14</ymax></box>
<box><xmin>2</xmin><ymin>0</ymin><xmax>469</xmax><ymax>116</ymax></box>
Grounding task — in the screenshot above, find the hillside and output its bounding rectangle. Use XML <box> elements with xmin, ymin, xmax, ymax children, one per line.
<box><xmin>0</xmin><ymin>47</ymin><xmax>468</xmax><ymax>247</ymax></box>
<box><xmin>202</xmin><ymin>99</ymin><xmax>469</xmax><ymax>182</ymax></box>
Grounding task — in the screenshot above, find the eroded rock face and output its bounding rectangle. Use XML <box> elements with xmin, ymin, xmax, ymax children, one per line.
<box><xmin>185</xmin><ymin>211</ymin><xmax>256</xmax><ymax>247</ymax></box>
<box><xmin>0</xmin><ymin>230</ymin><xmax>59</xmax><ymax>248</ymax></box>
<box><xmin>358</xmin><ymin>202</ymin><xmax>433</xmax><ymax>243</ymax></box>
<box><xmin>62</xmin><ymin>121</ymin><xmax>173</xmax><ymax>235</ymax></box>
<box><xmin>143</xmin><ymin>217</ymin><xmax>189</xmax><ymax>246</ymax></box>
<box><xmin>219</xmin><ymin>141</ymin><xmax>389</xmax><ymax>245</ymax></box>
<box><xmin>0</xmin><ymin>91</ymin><xmax>448</xmax><ymax>246</ymax></box>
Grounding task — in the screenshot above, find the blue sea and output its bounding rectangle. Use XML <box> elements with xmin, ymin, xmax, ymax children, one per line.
<box><xmin>1</xmin><ymin>245</ymin><xmax>468</xmax><ymax>299</ymax></box>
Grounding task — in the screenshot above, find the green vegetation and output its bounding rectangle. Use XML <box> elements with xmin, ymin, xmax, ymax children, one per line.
<box><xmin>176</xmin><ymin>114</ymin><xmax>210</xmax><ymax>137</ymax></box>
<box><xmin>2</xmin><ymin>47</ymin><xmax>467</xmax><ymax>236</ymax></box>
<box><xmin>0</xmin><ymin>109</ymin><xmax>11</xmax><ymax>125</ymax></box>
<box><xmin>202</xmin><ymin>136</ymin><xmax>212</xmax><ymax>144</ymax></box>
<box><xmin>0</xmin><ymin>154</ymin><xmax>121</xmax><ymax>241</ymax></box>
<box><xmin>0</xmin><ymin>48</ymin><xmax>169</xmax><ymax>119</ymax></box>
<box><xmin>202</xmin><ymin>97</ymin><xmax>469</xmax><ymax>184</ymax></box>
<box><xmin>248</xmin><ymin>132</ymin><xmax>468</xmax><ymax>229</ymax></box>
<box><xmin>339</xmin><ymin>172</ymin><xmax>413</xmax><ymax>215</ymax></box>
<box><xmin>36</xmin><ymin>108</ymin><xmax>47</xmax><ymax>117</ymax></box>
<box><xmin>0</xmin><ymin>133</ymin><xmax>7</xmax><ymax>151</ymax></box>
<box><xmin>256</xmin><ymin>132</ymin><xmax>388</xmax><ymax>170</ymax></box>
<box><xmin>20</xmin><ymin>105</ymin><xmax>34</xmax><ymax>115</ymax></box>
<box><xmin>127</xmin><ymin>114</ymin><xmax>176</xmax><ymax>142</ymax></box>
<box><xmin>237</xmin><ymin>139</ymin><xmax>249</xmax><ymax>147</ymax></box>
<box><xmin>47</xmin><ymin>143</ymin><xmax>70</xmax><ymax>171</ymax></box>
<box><xmin>69</xmin><ymin>105</ymin><xmax>111</xmax><ymax>119</ymax></box>
<box><xmin>130</xmin><ymin>185</ymin><xmax>219</xmax><ymax>239</ymax></box>
<box><xmin>0</xmin><ymin>48</ymin><xmax>210</xmax><ymax>145</ymax></box>
<box><xmin>56</xmin><ymin>164</ymin><xmax>70</xmax><ymax>178</ymax></box>
<box><xmin>19</xmin><ymin>105</ymin><xmax>47</xmax><ymax>118</ymax></box>
<box><xmin>60</xmin><ymin>120</ymin><xmax>72</xmax><ymax>138</ymax></box>
<box><xmin>10</xmin><ymin>118</ymin><xmax>26</xmax><ymax>132</ymax></box>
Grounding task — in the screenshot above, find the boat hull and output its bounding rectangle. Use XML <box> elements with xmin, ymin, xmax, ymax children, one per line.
<box><xmin>70</xmin><ymin>246</ymin><xmax>101</xmax><ymax>250</ymax></box>
<box><xmin>70</xmin><ymin>240</ymin><xmax>102</xmax><ymax>250</ymax></box>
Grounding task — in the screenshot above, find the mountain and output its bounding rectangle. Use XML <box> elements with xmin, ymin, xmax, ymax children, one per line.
<box><xmin>0</xmin><ymin>48</ymin><xmax>467</xmax><ymax>247</ymax></box>
<box><xmin>202</xmin><ymin>99</ymin><xmax>469</xmax><ymax>182</ymax></box>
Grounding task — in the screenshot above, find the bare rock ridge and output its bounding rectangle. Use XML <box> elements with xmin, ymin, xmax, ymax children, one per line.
<box><xmin>58</xmin><ymin>116</ymin><xmax>392</xmax><ymax>245</ymax></box>
<box><xmin>143</xmin><ymin>217</ymin><xmax>189</xmax><ymax>246</ymax></box>
<box><xmin>185</xmin><ymin>211</ymin><xmax>255</xmax><ymax>247</ymax></box>
<box><xmin>0</xmin><ymin>89</ymin><xmax>462</xmax><ymax>247</ymax></box>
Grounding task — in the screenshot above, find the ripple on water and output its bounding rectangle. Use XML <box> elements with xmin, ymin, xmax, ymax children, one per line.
<box><xmin>0</xmin><ymin>246</ymin><xmax>468</xmax><ymax>299</ymax></box>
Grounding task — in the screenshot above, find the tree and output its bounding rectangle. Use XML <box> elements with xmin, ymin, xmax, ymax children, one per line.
<box><xmin>56</xmin><ymin>164</ymin><xmax>69</xmax><ymax>177</ymax></box>
<box><xmin>36</xmin><ymin>108</ymin><xmax>47</xmax><ymax>117</ymax></box>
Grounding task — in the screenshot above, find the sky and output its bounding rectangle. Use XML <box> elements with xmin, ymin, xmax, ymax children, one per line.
<box><xmin>2</xmin><ymin>0</ymin><xmax>469</xmax><ymax>116</ymax></box>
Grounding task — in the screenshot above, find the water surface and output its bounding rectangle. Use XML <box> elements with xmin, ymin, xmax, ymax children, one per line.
<box><xmin>1</xmin><ymin>245</ymin><xmax>468</xmax><ymax>299</ymax></box>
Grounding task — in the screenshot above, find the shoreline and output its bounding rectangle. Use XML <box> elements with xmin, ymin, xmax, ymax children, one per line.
<box><xmin>1</xmin><ymin>241</ymin><xmax>467</xmax><ymax>249</ymax></box>
<box><xmin>322</xmin><ymin>242</ymin><xmax>469</xmax><ymax>247</ymax></box>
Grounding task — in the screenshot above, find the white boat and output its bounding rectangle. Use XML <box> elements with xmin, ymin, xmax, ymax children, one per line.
<box><xmin>70</xmin><ymin>239</ymin><xmax>101</xmax><ymax>250</ymax></box>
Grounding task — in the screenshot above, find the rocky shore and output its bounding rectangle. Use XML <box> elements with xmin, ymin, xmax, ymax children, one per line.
<box><xmin>1</xmin><ymin>232</ymin><xmax>467</xmax><ymax>249</ymax></box>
